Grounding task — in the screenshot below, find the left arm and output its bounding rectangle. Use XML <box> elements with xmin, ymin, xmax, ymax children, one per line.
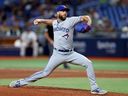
<box><xmin>74</xmin><ymin>16</ymin><xmax>92</xmax><ymax>33</ymax></box>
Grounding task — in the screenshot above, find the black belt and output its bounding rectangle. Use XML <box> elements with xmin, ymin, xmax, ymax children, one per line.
<box><xmin>54</xmin><ymin>48</ymin><xmax>72</xmax><ymax>52</ymax></box>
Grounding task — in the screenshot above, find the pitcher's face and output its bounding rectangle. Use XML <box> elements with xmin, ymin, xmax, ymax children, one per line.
<box><xmin>57</xmin><ymin>11</ymin><xmax>67</xmax><ymax>21</ymax></box>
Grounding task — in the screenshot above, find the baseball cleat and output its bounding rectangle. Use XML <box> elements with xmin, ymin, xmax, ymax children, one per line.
<box><xmin>91</xmin><ymin>88</ymin><xmax>108</xmax><ymax>95</ymax></box>
<box><xmin>9</xmin><ymin>79</ymin><xmax>28</xmax><ymax>88</ymax></box>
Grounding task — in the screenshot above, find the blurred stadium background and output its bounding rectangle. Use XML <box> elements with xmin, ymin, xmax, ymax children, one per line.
<box><xmin>0</xmin><ymin>1</ymin><xmax>128</xmax><ymax>95</ymax></box>
<box><xmin>0</xmin><ymin>0</ymin><xmax>128</xmax><ymax>57</ymax></box>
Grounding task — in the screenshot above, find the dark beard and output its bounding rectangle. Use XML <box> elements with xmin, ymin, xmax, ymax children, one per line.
<box><xmin>59</xmin><ymin>15</ymin><xmax>66</xmax><ymax>21</ymax></box>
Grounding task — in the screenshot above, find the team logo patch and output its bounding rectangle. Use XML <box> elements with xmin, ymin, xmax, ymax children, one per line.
<box><xmin>62</xmin><ymin>34</ymin><xmax>69</xmax><ymax>40</ymax></box>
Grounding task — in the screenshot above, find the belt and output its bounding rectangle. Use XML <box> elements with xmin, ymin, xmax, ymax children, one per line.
<box><xmin>54</xmin><ymin>48</ymin><xmax>72</xmax><ymax>52</ymax></box>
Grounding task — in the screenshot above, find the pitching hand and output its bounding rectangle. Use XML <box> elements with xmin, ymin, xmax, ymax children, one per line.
<box><xmin>33</xmin><ymin>19</ymin><xmax>41</xmax><ymax>25</ymax></box>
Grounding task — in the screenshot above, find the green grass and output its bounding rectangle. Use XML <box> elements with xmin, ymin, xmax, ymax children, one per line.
<box><xmin>0</xmin><ymin>78</ymin><xmax>128</xmax><ymax>94</ymax></box>
<box><xmin>0</xmin><ymin>58</ymin><xmax>128</xmax><ymax>94</ymax></box>
<box><xmin>0</xmin><ymin>59</ymin><xmax>47</xmax><ymax>69</ymax></box>
<box><xmin>92</xmin><ymin>60</ymin><xmax>128</xmax><ymax>70</ymax></box>
<box><xmin>0</xmin><ymin>59</ymin><xmax>128</xmax><ymax>70</ymax></box>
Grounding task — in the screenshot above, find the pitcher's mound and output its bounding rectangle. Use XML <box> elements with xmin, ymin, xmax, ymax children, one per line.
<box><xmin>0</xmin><ymin>86</ymin><xmax>127</xmax><ymax>96</ymax></box>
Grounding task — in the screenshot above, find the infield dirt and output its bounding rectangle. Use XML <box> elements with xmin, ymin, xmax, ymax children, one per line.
<box><xmin>0</xmin><ymin>69</ymin><xmax>128</xmax><ymax>96</ymax></box>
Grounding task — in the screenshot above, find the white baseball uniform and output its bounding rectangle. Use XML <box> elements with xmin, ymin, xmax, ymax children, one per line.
<box><xmin>25</xmin><ymin>16</ymin><xmax>98</xmax><ymax>90</ymax></box>
<box><xmin>20</xmin><ymin>31</ymin><xmax>38</xmax><ymax>57</ymax></box>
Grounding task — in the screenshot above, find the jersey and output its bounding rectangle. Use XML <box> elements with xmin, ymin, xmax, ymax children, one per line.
<box><xmin>52</xmin><ymin>16</ymin><xmax>81</xmax><ymax>50</ymax></box>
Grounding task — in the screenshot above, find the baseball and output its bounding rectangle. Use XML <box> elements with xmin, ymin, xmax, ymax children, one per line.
<box><xmin>33</xmin><ymin>19</ymin><xmax>39</xmax><ymax>25</ymax></box>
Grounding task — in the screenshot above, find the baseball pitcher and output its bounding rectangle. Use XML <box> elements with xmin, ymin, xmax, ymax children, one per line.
<box><xmin>9</xmin><ymin>5</ymin><xmax>107</xmax><ymax>95</ymax></box>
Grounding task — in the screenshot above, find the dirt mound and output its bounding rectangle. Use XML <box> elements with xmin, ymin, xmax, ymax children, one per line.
<box><xmin>0</xmin><ymin>86</ymin><xmax>127</xmax><ymax>96</ymax></box>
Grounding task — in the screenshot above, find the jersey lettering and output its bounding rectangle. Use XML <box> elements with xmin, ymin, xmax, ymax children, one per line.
<box><xmin>54</xmin><ymin>27</ymin><xmax>69</xmax><ymax>33</ymax></box>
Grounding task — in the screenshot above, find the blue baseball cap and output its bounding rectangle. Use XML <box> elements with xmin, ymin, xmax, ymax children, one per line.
<box><xmin>55</xmin><ymin>5</ymin><xmax>69</xmax><ymax>12</ymax></box>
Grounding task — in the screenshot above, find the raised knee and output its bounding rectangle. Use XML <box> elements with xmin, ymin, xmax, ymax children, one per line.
<box><xmin>83</xmin><ymin>60</ymin><xmax>93</xmax><ymax>67</ymax></box>
<box><xmin>88</xmin><ymin>60</ymin><xmax>93</xmax><ymax>64</ymax></box>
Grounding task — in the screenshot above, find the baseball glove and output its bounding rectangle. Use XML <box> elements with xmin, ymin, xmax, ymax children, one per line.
<box><xmin>75</xmin><ymin>22</ymin><xmax>91</xmax><ymax>33</ymax></box>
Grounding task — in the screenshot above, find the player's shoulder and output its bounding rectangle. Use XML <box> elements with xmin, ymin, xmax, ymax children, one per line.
<box><xmin>67</xmin><ymin>16</ymin><xmax>81</xmax><ymax>20</ymax></box>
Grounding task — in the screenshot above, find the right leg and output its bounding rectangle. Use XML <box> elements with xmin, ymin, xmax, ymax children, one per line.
<box><xmin>25</xmin><ymin>54</ymin><xmax>63</xmax><ymax>82</ymax></box>
<box><xmin>9</xmin><ymin>52</ymin><xmax>64</xmax><ymax>87</ymax></box>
